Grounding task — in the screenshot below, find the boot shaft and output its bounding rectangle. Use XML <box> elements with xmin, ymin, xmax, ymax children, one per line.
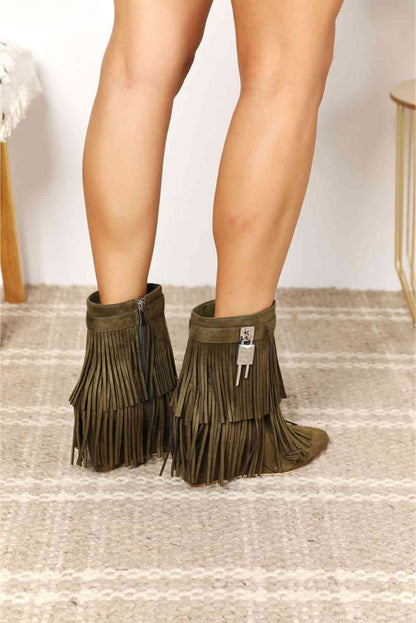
<box><xmin>70</xmin><ymin>283</ymin><xmax>177</xmax><ymax>470</ymax></box>
<box><xmin>167</xmin><ymin>299</ymin><xmax>318</xmax><ymax>486</ymax></box>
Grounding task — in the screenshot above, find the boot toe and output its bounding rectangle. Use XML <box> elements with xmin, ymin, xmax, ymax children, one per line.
<box><xmin>297</xmin><ymin>425</ymin><xmax>329</xmax><ymax>463</ymax></box>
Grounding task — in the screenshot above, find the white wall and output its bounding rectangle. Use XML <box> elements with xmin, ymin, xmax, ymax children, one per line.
<box><xmin>4</xmin><ymin>0</ymin><xmax>415</xmax><ymax>289</ymax></box>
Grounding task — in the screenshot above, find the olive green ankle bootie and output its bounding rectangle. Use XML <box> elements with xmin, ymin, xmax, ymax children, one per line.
<box><xmin>70</xmin><ymin>283</ymin><xmax>177</xmax><ymax>470</ymax></box>
<box><xmin>166</xmin><ymin>300</ymin><xmax>328</xmax><ymax>486</ymax></box>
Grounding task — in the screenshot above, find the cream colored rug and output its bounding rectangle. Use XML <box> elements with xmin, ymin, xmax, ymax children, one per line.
<box><xmin>1</xmin><ymin>286</ymin><xmax>415</xmax><ymax>623</ymax></box>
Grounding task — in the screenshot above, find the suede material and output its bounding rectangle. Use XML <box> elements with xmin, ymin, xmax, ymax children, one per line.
<box><xmin>189</xmin><ymin>297</ymin><xmax>286</xmax><ymax>400</ymax></box>
<box><xmin>191</xmin><ymin>299</ymin><xmax>276</xmax><ymax>330</ymax></box>
<box><xmin>86</xmin><ymin>284</ymin><xmax>165</xmax><ymax>332</ymax></box>
<box><xmin>192</xmin><ymin>423</ymin><xmax>329</xmax><ymax>485</ymax></box>
<box><xmin>261</xmin><ymin>422</ymin><xmax>329</xmax><ymax>474</ymax></box>
<box><xmin>189</xmin><ymin>322</ymin><xmax>275</xmax><ymax>344</ymax></box>
<box><xmin>168</xmin><ymin>299</ymin><xmax>329</xmax><ymax>486</ymax></box>
<box><xmin>87</xmin><ymin>283</ymin><xmax>161</xmax><ymax>317</ymax></box>
<box><xmin>70</xmin><ymin>283</ymin><xmax>177</xmax><ymax>470</ymax></box>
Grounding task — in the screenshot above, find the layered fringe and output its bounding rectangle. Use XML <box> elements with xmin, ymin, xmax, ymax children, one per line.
<box><xmin>70</xmin><ymin>317</ymin><xmax>177</xmax><ymax>470</ymax></box>
<box><xmin>168</xmin><ymin>335</ymin><xmax>311</xmax><ymax>486</ymax></box>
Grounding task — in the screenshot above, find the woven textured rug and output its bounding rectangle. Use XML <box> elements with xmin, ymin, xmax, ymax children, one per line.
<box><xmin>1</xmin><ymin>285</ymin><xmax>415</xmax><ymax>623</ymax></box>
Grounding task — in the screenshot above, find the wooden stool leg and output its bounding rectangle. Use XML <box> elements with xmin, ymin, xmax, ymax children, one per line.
<box><xmin>1</xmin><ymin>142</ymin><xmax>25</xmax><ymax>303</ymax></box>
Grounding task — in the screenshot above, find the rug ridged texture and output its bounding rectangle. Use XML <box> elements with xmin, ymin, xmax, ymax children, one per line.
<box><xmin>1</xmin><ymin>285</ymin><xmax>415</xmax><ymax>623</ymax></box>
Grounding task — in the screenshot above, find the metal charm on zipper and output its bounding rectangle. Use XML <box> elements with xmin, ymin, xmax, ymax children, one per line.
<box><xmin>236</xmin><ymin>326</ymin><xmax>255</xmax><ymax>387</ymax></box>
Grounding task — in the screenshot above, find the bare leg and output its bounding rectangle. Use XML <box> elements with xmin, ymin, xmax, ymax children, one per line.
<box><xmin>213</xmin><ymin>0</ymin><xmax>343</xmax><ymax>317</ymax></box>
<box><xmin>84</xmin><ymin>0</ymin><xmax>212</xmax><ymax>303</ymax></box>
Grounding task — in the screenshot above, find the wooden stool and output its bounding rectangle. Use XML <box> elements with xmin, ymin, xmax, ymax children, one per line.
<box><xmin>390</xmin><ymin>79</ymin><xmax>415</xmax><ymax>323</ymax></box>
<box><xmin>0</xmin><ymin>42</ymin><xmax>41</xmax><ymax>303</ymax></box>
<box><xmin>1</xmin><ymin>141</ymin><xmax>25</xmax><ymax>303</ymax></box>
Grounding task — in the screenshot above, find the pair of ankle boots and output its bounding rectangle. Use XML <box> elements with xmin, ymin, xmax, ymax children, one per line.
<box><xmin>70</xmin><ymin>283</ymin><xmax>328</xmax><ymax>486</ymax></box>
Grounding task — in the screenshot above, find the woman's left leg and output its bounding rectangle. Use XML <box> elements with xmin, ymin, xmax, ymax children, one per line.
<box><xmin>168</xmin><ymin>0</ymin><xmax>343</xmax><ymax>485</ymax></box>
<box><xmin>213</xmin><ymin>0</ymin><xmax>343</xmax><ymax>317</ymax></box>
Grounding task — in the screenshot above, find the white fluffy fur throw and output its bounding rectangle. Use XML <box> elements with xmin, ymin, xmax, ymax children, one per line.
<box><xmin>0</xmin><ymin>41</ymin><xmax>41</xmax><ymax>142</ymax></box>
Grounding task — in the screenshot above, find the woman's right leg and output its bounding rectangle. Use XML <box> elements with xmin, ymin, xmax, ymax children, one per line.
<box><xmin>83</xmin><ymin>0</ymin><xmax>212</xmax><ymax>304</ymax></box>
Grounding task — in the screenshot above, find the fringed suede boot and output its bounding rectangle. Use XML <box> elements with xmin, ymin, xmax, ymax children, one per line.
<box><xmin>70</xmin><ymin>283</ymin><xmax>177</xmax><ymax>470</ymax></box>
<box><xmin>166</xmin><ymin>299</ymin><xmax>328</xmax><ymax>486</ymax></box>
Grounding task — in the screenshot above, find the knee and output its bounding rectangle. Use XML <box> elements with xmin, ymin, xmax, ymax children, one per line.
<box><xmin>240</xmin><ymin>24</ymin><xmax>336</xmax><ymax>109</ymax></box>
<box><xmin>99</xmin><ymin>39</ymin><xmax>197</xmax><ymax>98</ymax></box>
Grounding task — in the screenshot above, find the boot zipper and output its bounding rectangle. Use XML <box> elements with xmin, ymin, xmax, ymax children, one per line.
<box><xmin>136</xmin><ymin>296</ymin><xmax>147</xmax><ymax>376</ymax></box>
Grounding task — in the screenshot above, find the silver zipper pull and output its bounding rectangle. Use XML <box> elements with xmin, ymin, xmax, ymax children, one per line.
<box><xmin>236</xmin><ymin>326</ymin><xmax>255</xmax><ymax>387</ymax></box>
<box><xmin>136</xmin><ymin>296</ymin><xmax>146</xmax><ymax>325</ymax></box>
